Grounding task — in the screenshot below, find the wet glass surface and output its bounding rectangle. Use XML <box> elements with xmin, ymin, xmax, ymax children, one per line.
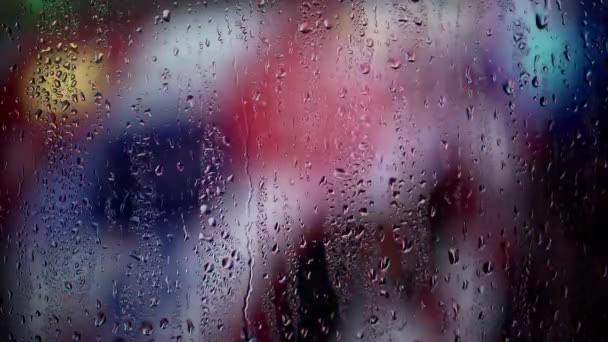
<box><xmin>1</xmin><ymin>1</ymin><xmax>608</xmax><ymax>341</ymax></box>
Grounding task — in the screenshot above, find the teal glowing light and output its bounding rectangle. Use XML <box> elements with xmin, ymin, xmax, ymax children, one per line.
<box><xmin>514</xmin><ymin>1</ymin><xmax>585</xmax><ymax>96</ymax></box>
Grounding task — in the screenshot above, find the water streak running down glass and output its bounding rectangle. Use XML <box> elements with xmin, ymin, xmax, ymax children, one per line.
<box><xmin>1</xmin><ymin>0</ymin><xmax>608</xmax><ymax>341</ymax></box>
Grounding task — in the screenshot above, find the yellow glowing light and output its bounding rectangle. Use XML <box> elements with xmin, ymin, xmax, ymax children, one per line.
<box><xmin>20</xmin><ymin>42</ymin><xmax>108</xmax><ymax>124</ymax></box>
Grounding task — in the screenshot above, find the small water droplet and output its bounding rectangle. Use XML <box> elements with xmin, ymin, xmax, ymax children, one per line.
<box><xmin>359</xmin><ymin>63</ymin><xmax>370</xmax><ymax>74</ymax></box>
<box><xmin>388</xmin><ymin>57</ymin><xmax>402</xmax><ymax>69</ymax></box>
<box><xmin>276</xmin><ymin>67</ymin><xmax>287</xmax><ymax>79</ymax></box>
<box><xmin>93</xmin><ymin>52</ymin><xmax>104</xmax><ymax>64</ymax></box>
<box><xmin>466</xmin><ymin>106</ymin><xmax>474</xmax><ymax>120</ymax></box>
<box><xmin>503</xmin><ymin>80</ymin><xmax>514</xmax><ymax>95</ymax></box>
<box><xmin>298</xmin><ymin>22</ymin><xmax>313</xmax><ymax>33</ymax></box>
<box><xmin>94</xmin><ymin>312</ymin><xmax>106</xmax><ymax>327</ymax></box>
<box><xmin>141</xmin><ymin>322</ymin><xmax>153</xmax><ymax>336</ymax></box>
<box><xmin>222</xmin><ymin>257</ymin><xmax>234</xmax><ymax>269</ymax></box>
<box><xmin>187</xmin><ymin>319</ymin><xmax>195</xmax><ymax>335</ymax></box>
<box><xmin>482</xmin><ymin>260</ymin><xmax>494</xmax><ymax>274</ymax></box>
<box><xmin>160</xmin><ymin>318</ymin><xmax>169</xmax><ymax>329</ymax></box>
<box><xmin>448</xmin><ymin>248</ymin><xmax>459</xmax><ymax>264</ymax></box>
<box><xmin>536</xmin><ymin>13</ymin><xmax>548</xmax><ymax>29</ymax></box>
<box><xmin>407</xmin><ymin>51</ymin><xmax>416</xmax><ymax>62</ymax></box>
<box><xmin>162</xmin><ymin>9</ymin><xmax>171</xmax><ymax>22</ymax></box>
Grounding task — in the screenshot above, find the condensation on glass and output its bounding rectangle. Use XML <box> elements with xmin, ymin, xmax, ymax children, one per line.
<box><xmin>0</xmin><ymin>0</ymin><xmax>607</xmax><ymax>341</ymax></box>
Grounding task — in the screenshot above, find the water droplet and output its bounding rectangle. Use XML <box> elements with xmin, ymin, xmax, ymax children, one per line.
<box><xmin>222</xmin><ymin>256</ymin><xmax>233</xmax><ymax>269</ymax></box>
<box><xmin>401</xmin><ymin>239</ymin><xmax>414</xmax><ymax>253</ymax></box>
<box><xmin>162</xmin><ymin>9</ymin><xmax>171</xmax><ymax>22</ymax></box>
<box><xmin>149</xmin><ymin>297</ymin><xmax>160</xmax><ymax>307</ymax></box>
<box><xmin>536</xmin><ymin>13</ymin><xmax>548</xmax><ymax>29</ymax></box>
<box><xmin>388</xmin><ymin>57</ymin><xmax>402</xmax><ymax>69</ymax></box>
<box><xmin>334</xmin><ymin>168</ymin><xmax>348</xmax><ymax>179</ymax></box>
<box><xmin>141</xmin><ymin>322</ymin><xmax>153</xmax><ymax>336</ymax></box>
<box><xmin>466</xmin><ymin>106</ymin><xmax>474</xmax><ymax>120</ymax></box>
<box><xmin>503</xmin><ymin>80</ymin><xmax>515</xmax><ymax>95</ymax></box>
<box><xmin>276</xmin><ymin>67</ymin><xmax>287</xmax><ymax>79</ymax></box>
<box><xmin>298</xmin><ymin>22</ymin><xmax>313</xmax><ymax>33</ymax></box>
<box><xmin>94</xmin><ymin>312</ymin><xmax>106</xmax><ymax>327</ymax></box>
<box><xmin>482</xmin><ymin>260</ymin><xmax>494</xmax><ymax>274</ymax></box>
<box><xmin>448</xmin><ymin>248</ymin><xmax>459</xmax><ymax>264</ymax></box>
<box><xmin>407</xmin><ymin>51</ymin><xmax>416</xmax><ymax>62</ymax></box>
<box><xmin>359</xmin><ymin>63</ymin><xmax>370</xmax><ymax>74</ymax></box>
<box><xmin>187</xmin><ymin>319</ymin><xmax>195</xmax><ymax>335</ymax></box>
<box><xmin>380</xmin><ymin>256</ymin><xmax>391</xmax><ymax>271</ymax></box>
<box><xmin>93</xmin><ymin>52</ymin><xmax>104</xmax><ymax>64</ymax></box>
